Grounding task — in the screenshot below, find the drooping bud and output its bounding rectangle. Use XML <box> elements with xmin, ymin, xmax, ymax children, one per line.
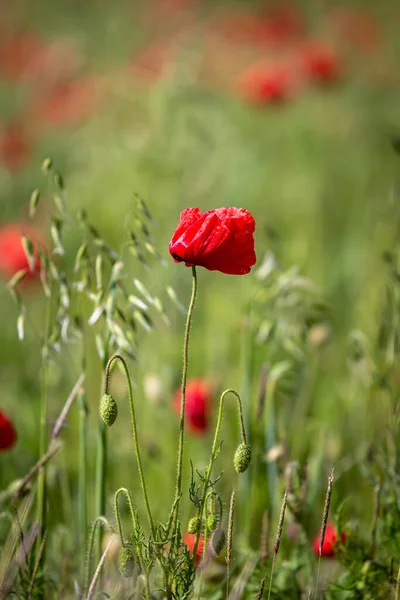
<box><xmin>206</xmin><ymin>514</ymin><xmax>218</xmax><ymax>532</ymax></box>
<box><xmin>100</xmin><ymin>393</ymin><xmax>118</xmax><ymax>426</ymax></box>
<box><xmin>233</xmin><ymin>443</ymin><xmax>252</xmax><ymax>473</ymax></box>
<box><xmin>188</xmin><ymin>516</ymin><xmax>201</xmax><ymax>535</ymax></box>
<box><xmin>211</xmin><ymin>529</ymin><xmax>226</xmax><ymax>556</ymax></box>
<box><xmin>118</xmin><ymin>547</ymin><xmax>134</xmax><ymax>578</ymax></box>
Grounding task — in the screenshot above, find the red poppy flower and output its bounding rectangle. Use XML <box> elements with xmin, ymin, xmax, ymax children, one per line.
<box><xmin>313</xmin><ymin>523</ymin><xmax>347</xmax><ymax>557</ymax></box>
<box><xmin>238</xmin><ymin>63</ymin><xmax>293</xmax><ymax>105</ymax></box>
<box><xmin>0</xmin><ymin>122</ymin><xmax>30</xmax><ymax>171</ymax></box>
<box><xmin>174</xmin><ymin>379</ymin><xmax>211</xmax><ymax>434</ymax></box>
<box><xmin>300</xmin><ymin>43</ymin><xmax>341</xmax><ymax>85</ymax></box>
<box><xmin>0</xmin><ymin>224</ymin><xmax>43</xmax><ymax>282</ymax></box>
<box><xmin>183</xmin><ymin>531</ymin><xmax>204</xmax><ymax>566</ymax></box>
<box><xmin>0</xmin><ymin>410</ymin><xmax>17</xmax><ymax>451</ymax></box>
<box><xmin>169</xmin><ymin>207</ymin><xmax>256</xmax><ymax>275</ymax></box>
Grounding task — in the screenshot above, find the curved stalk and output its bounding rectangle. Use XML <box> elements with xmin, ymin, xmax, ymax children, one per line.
<box><xmin>104</xmin><ymin>354</ymin><xmax>155</xmax><ymax>537</ymax></box>
<box><xmin>114</xmin><ymin>488</ymin><xmax>150</xmax><ymax>600</ymax></box>
<box><xmin>84</xmin><ymin>516</ymin><xmax>114</xmax><ymax>593</ymax></box>
<box><xmin>193</xmin><ymin>389</ymin><xmax>247</xmax><ymax>559</ymax></box>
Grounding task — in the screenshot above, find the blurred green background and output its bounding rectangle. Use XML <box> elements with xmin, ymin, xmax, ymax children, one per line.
<box><xmin>1</xmin><ymin>0</ymin><xmax>400</xmax><ymax>553</ymax></box>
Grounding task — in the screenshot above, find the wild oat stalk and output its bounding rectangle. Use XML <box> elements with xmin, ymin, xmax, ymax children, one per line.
<box><xmin>314</xmin><ymin>470</ymin><xmax>334</xmax><ymax>600</ymax></box>
<box><xmin>267</xmin><ymin>490</ymin><xmax>288</xmax><ymax>600</ymax></box>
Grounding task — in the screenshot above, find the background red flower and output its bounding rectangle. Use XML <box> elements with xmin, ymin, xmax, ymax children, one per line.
<box><xmin>183</xmin><ymin>531</ymin><xmax>204</xmax><ymax>566</ymax></box>
<box><xmin>173</xmin><ymin>379</ymin><xmax>211</xmax><ymax>434</ymax></box>
<box><xmin>300</xmin><ymin>42</ymin><xmax>341</xmax><ymax>85</ymax></box>
<box><xmin>238</xmin><ymin>63</ymin><xmax>293</xmax><ymax>105</ymax></box>
<box><xmin>313</xmin><ymin>523</ymin><xmax>347</xmax><ymax>557</ymax></box>
<box><xmin>0</xmin><ymin>410</ymin><xmax>17</xmax><ymax>451</ymax></box>
<box><xmin>169</xmin><ymin>207</ymin><xmax>256</xmax><ymax>275</ymax></box>
<box><xmin>0</xmin><ymin>224</ymin><xmax>43</xmax><ymax>281</ymax></box>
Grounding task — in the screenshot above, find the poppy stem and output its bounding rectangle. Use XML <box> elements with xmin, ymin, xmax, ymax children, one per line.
<box><xmin>192</xmin><ymin>389</ymin><xmax>247</xmax><ymax>560</ymax></box>
<box><xmin>114</xmin><ymin>488</ymin><xmax>151</xmax><ymax>600</ymax></box>
<box><xmin>173</xmin><ymin>265</ymin><xmax>198</xmax><ymax>544</ymax></box>
<box><xmin>103</xmin><ymin>354</ymin><xmax>155</xmax><ymax>537</ymax></box>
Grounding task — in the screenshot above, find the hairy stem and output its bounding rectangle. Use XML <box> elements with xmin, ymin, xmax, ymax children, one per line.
<box><xmin>84</xmin><ymin>516</ymin><xmax>114</xmax><ymax>593</ymax></box>
<box><xmin>104</xmin><ymin>354</ymin><xmax>155</xmax><ymax>536</ymax></box>
<box><xmin>173</xmin><ymin>266</ymin><xmax>198</xmax><ymax>541</ymax></box>
<box><xmin>193</xmin><ymin>389</ymin><xmax>247</xmax><ymax>559</ymax></box>
<box><xmin>114</xmin><ymin>488</ymin><xmax>150</xmax><ymax>600</ymax></box>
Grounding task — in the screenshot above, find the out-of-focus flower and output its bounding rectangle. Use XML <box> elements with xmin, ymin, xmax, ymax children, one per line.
<box><xmin>0</xmin><ymin>410</ymin><xmax>17</xmax><ymax>451</ymax></box>
<box><xmin>0</xmin><ymin>122</ymin><xmax>30</xmax><ymax>171</ymax></box>
<box><xmin>331</xmin><ymin>8</ymin><xmax>380</xmax><ymax>53</ymax></box>
<box><xmin>169</xmin><ymin>207</ymin><xmax>256</xmax><ymax>275</ymax></box>
<box><xmin>173</xmin><ymin>379</ymin><xmax>211</xmax><ymax>434</ymax></box>
<box><xmin>183</xmin><ymin>531</ymin><xmax>204</xmax><ymax>566</ymax></box>
<box><xmin>0</xmin><ymin>33</ymin><xmax>81</xmax><ymax>84</ymax></box>
<box><xmin>217</xmin><ymin>4</ymin><xmax>302</xmax><ymax>48</ymax></box>
<box><xmin>300</xmin><ymin>42</ymin><xmax>341</xmax><ymax>85</ymax></box>
<box><xmin>313</xmin><ymin>523</ymin><xmax>347</xmax><ymax>557</ymax></box>
<box><xmin>130</xmin><ymin>44</ymin><xmax>169</xmax><ymax>83</ymax></box>
<box><xmin>33</xmin><ymin>77</ymin><xmax>100</xmax><ymax>128</ymax></box>
<box><xmin>0</xmin><ymin>224</ymin><xmax>43</xmax><ymax>282</ymax></box>
<box><xmin>238</xmin><ymin>63</ymin><xmax>293</xmax><ymax>105</ymax></box>
<box><xmin>143</xmin><ymin>374</ymin><xmax>164</xmax><ymax>405</ymax></box>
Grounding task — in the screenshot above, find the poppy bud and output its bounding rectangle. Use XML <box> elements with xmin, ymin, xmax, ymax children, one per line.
<box><xmin>206</xmin><ymin>514</ymin><xmax>218</xmax><ymax>532</ymax></box>
<box><xmin>100</xmin><ymin>393</ymin><xmax>118</xmax><ymax>426</ymax></box>
<box><xmin>118</xmin><ymin>547</ymin><xmax>134</xmax><ymax>578</ymax></box>
<box><xmin>233</xmin><ymin>443</ymin><xmax>252</xmax><ymax>473</ymax></box>
<box><xmin>211</xmin><ymin>529</ymin><xmax>226</xmax><ymax>556</ymax></box>
<box><xmin>188</xmin><ymin>516</ymin><xmax>201</xmax><ymax>534</ymax></box>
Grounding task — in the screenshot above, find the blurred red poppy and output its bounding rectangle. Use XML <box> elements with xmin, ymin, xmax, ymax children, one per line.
<box><xmin>0</xmin><ymin>224</ymin><xmax>43</xmax><ymax>282</ymax></box>
<box><xmin>313</xmin><ymin>523</ymin><xmax>347</xmax><ymax>557</ymax></box>
<box><xmin>130</xmin><ymin>44</ymin><xmax>169</xmax><ymax>83</ymax></box>
<box><xmin>169</xmin><ymin>207</ymin><xmax>256</xmax><ymax>275</ymax></box>
<box><xmin>174</xmin><ymin>379</ymin><xmax>211</xmax><ymax>434</ymax></box>
<box><xmin>331</xmin><ymin>8</ymin><xmax>380</xmax><ymax>53</ymax></box>
<box><xmin>0</xmin><ymin>410</ymin><xmax>17</xmax><ymax>451</ymax></box>
<box><xmin>33</xmin><ymin>77</ymin><xmax>99</xmax><ymax>128</ymax></box>
<box><xmin>300</xmin><ymin>42</ymin><xmax>341</xmax><ymax>85</ymax></box>
<box><xmin>239</xmin><ymin>63</ymin><xmax>293</xmax><ymax>105</ymax></box>
<box><xmin>0</xmin><ymin>32</ymin><xmax>81</xmax><ymax>84</ymax></box>
<box><xmin>0</xmin><ymin>122</ymin><xmax>30</xmax><ymax>171</ymax></box>
<box><xmin>183</xmin><ymin>531</ymin><xmax>204</xmax><ymax>566</ymax></box>
<box><xmin>217</xmin><ymin>4</ymin><xmax>302</xmax><ymax>48</ymax></box>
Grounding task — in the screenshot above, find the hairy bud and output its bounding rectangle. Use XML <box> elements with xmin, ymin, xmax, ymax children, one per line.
<box><xmin>118</xmin><ymin>547</ymin><xmax>134</xmax><ymax>578</ymax></box>
<box><xmin>233</xmin><ymin>443</ymin><xmax>252</xmax><ymax>473</ymax></box>
<box><xmin>206</xmin><ymin>514</ymin><xmax>218</xmax><ymax>532</ymax></box>
<box><xmin>100</xmin><ymin>393</ymin><xmax>118</xmax><ymax>426</ymax></box>
<box><xmin>188</xmin><ymin>516</ymin><xmax>201</xmax><ymax>534</ymax></box>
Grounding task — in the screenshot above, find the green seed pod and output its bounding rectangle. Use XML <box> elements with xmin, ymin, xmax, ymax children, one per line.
<box><xmin>118</xmin><ymin>547</ymin><xmax>134</xmax><ymax>578</ymax></box>
<box><xmin>206</xmin><ymin>514</ymin><xmax>218</xmax><ymax>532</ymax></box>
<box><xmin>211</xmin><ymin>529</ymin><xmax>226</xmax><ymax>556</ymax></box>
<box><xmin>188</xmin><ymin>516</ymin><xmax>201</xmax><ymax>534</ymax></box>
<box><xmin>100</xmin><ymin>393</ymin><xmax>118</xmax><ymax>426</ymax></box>
<box><xmin>233</xmin><ymin>443</ymin><xmax>252</xmax><ymax>473</ymax></box>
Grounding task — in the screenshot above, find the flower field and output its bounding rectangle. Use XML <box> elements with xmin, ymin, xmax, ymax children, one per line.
<box><xmin>1</xmin><ymin>1</ymin><xmax>400</xmax><ymax>598</ymax></box>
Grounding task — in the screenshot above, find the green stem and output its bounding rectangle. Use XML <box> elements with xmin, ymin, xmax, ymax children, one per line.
<box><xmin>36</xmin><ymin>292</ymin><xmax>52</xmax><ymax>550</ymax></box>
<box><xmin>104</xmin><ymin>354</ymin><xmax>155</xmax><ymax>536</ymax></box>
<box><xmin>94</xmin><ymin>335</ymin><xmax>111</xmax><ymax>564</ymax></box>
<box><xmin>84</xmin><ymin>516</ymin><xmax>114</xmax><ymax>593</ymax></box>
<box><xmin>193</xmin><ymin>389</ymin><xmax>247</xmax><ymax>559</ymax></box>
<box><xmin>78</xmin><ymin>386</ymin><xmax>88</xmax><ymax>559</ymax></box>
<box><xmin>172</xmin><ymin>266</ymin><xmax>198</xmax><ymax>540</ymax></box>
<box><xmin>114</xmin><ymin>488</ymin><xmax>150</xmax><ymax>600</ymax></box>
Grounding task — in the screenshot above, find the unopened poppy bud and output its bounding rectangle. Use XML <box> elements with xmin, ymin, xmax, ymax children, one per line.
<box><xmin>211</xmin><ymin>529</ymin><xmax>226</xmax><ymax>556</ymax></box>
<box><xmin>206</xmin><ymin>514</ymin><xmax>218</xmax><ymax>532</ymax></box>
<box><xmin>118</xmin><ymin>547</ymin><xmax>134</xmax><ymax>578</ymax></box>
<box><xmin>100</xmin><ymin>393</ymin><xmax>118</xmax><ymax>426</ymax></box>
<box><xmin>42</xmin><ymin>158</ymin><xmax>53</xmax><ymax>172</ymax></box>
<box><xmin>233</xmin><ymin>443</ymin><xmax>252</xmax><ymax>473</ymax></box>
<box><xmin>188</xmin><ymin>516</ymin><xmax>201</xmax><ymax>534</ymax></box>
